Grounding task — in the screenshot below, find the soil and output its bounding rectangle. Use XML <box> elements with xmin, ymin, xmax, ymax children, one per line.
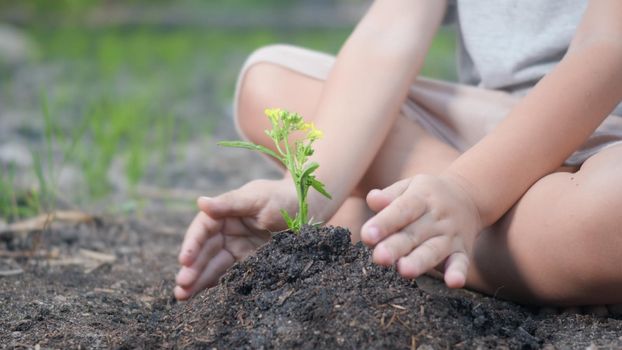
<box><xmin>1</xmin><ymin>221</ymin><xmax>621</xmax><ymax>349</ymax></box>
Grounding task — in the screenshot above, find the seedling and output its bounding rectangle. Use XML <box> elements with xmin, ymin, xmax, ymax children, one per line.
<box><xmin>219</xmin><ymin>108</ymin><xmax>331</xmax><ymax>233</ymax></box>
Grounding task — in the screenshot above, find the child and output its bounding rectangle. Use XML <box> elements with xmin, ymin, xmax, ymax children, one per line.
<box><xmin>174</xmin><ymin>0</ymin><xmax>622</xmax><ymax>312</ymax></box>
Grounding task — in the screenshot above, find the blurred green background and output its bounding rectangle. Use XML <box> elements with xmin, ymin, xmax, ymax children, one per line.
<box><xmin>0</xmin><ymin>0</ymin><xmax>455</xmax><ymax>221</ymax></box>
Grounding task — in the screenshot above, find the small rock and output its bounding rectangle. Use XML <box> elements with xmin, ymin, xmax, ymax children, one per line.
<box><xmin>608</xmin><ymin>304</ymin><xmax>622</xmax><ymax>316</ymax></box>
<box><xmin>584</xmin><ymin>305</ymin><xmax>608</xmax><ymax>317</ymax></box>
<box><xmin>0</xmin><ymin>24</ymin><xmax>33</xmax><ymax>65</ymax></box>
<box><xmin>416</xmin><ymin>345</ymin><xmax>434</xmax><ymax>350</ymax></box>
<box><xmin>0</xmin><ymin>142</ymin><xmax>32</xmax><ymax>168</ymax></box>
<box><xmin>560</xmin><ymin>306</ymin><xmax>581</xmax><ymax>315</ymax></box>
<box><xmin>538</xmin><ymin>307</ymin><xmax>558</xmax><ymax>317</ymax></box>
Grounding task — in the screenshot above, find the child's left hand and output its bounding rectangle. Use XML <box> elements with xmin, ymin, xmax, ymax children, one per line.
<box><xmin>361</xmin><ymin>173</ymin><xmax>482</xmax><ymax>288</ymax></box>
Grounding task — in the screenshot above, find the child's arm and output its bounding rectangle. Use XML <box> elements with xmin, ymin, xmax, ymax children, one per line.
<box><xmin>361</xmin><ymin>0</ymin><xmax>622</xmax><ymax>288</ymax></box>
<box><xmin>445</xmin><ymin>0</ymin><xmax>622</xmax><ymax>226</ymax></box>
<box><xmin>306</xmin><ymin>0</ymin><xmax>447</xmax><ymax>221</ymax></box>
<box><xmin>176</xmin><ymin>0</ymin><xmax>447</xmax><ymax>299</ymax></box>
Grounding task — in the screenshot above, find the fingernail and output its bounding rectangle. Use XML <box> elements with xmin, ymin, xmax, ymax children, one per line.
<box><xmin>197</xmin><ymin>196</ymin><xmax>212</xmax><ymax>207</ymax></box>
<box><xmin>367</xmin><ymin>189</ymin><xmax>381</xmax><ymax>198</ymax></box>
<box><xmin>365</xmin><ymin>226</ymin><xmax>380</xmax><ymax>243</ymax></box>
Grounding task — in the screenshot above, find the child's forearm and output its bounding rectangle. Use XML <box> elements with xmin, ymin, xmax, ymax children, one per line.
<box><xmin>445</xmin><ymin>39</ymin><xmax>622</xmax><ymax>227</ymax></box>
<box><xmin>307</xmin><ymin>0</ymin><xmax>447</xmax><ymax>221</ymax></box>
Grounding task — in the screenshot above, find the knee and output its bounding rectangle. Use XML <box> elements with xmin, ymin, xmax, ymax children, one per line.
<box><xmin>575</xmin><ymin>164</ymin><xmax>622</xmax><ymax>239</ymax></box>
<box><xmin>545</xmin><ymin>172</ymin><xmax>622</xmax><ymax>304</ymax></box>
<box><xmin>234</xmin><ymin>45</ymin><xmax>291</xmax><ymax>142</ymax></box>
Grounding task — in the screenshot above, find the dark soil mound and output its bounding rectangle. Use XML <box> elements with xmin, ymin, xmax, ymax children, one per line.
<box><xmin>3</xmin><ymin>220</ymin><xmax>622</xmax><ymax>349</ymax></box>
<box><xmin>172</xmin><ymin>225</ymin><xmax>621</xmax><ymax>349</ymax></box>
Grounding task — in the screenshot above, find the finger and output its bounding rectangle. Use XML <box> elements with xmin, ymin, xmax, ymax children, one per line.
<box><xmin>176</xmin><ymin>233</ymin><xmax>224</xmax><ymax>287</ymax></box>
<box><xmin>198</xmin><ymin>184</ymin><xmax>264</xmax><ymax>219</ymax></box>
<box><xmin>366</xmin><ymin>179</ymin><xmax>410</xmax><ymax>213</ymax></box>
<box><xmin>372</xmin><ymin>216</ymin><xmax>439</xmax><ymax>266</ymax></box>
<box><xmin>396</xmin><ymin>236</ymin><xmax>451</xmax><ymax>279</ymax></box>
<box><xmin>179</xmin><ymin>211</ymin><xmax>222</xmax><ymax>266</ymax></box>
<box><xmin>174</xmin><ymin>249</ymin><xmax>235</xmax><ymax>301</ymax></box>
<box><xmin>443</xmin><ymin>251</ymin><xmax>469</xmax><ymax>289</ymax></box>
<box><xmin>361</xmin><ymin>191</ymin><xmax>427</xmax><ymax>246</ymax></box>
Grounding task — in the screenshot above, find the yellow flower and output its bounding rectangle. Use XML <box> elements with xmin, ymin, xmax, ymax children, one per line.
<box><xmin>306</xmin><ymin>123</ymin><xmax>323</xmax><ymax>141</ymax></box>
<box><xmin>264</xmin><ymin>108</ymin><xmax>281</xmax><ymax>126</ymax></box>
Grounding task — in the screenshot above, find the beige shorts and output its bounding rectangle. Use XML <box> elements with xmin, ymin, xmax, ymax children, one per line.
<box><xmin>233</xmin><ymin>44</ymin><xmax>622</xmax><ymax>167</ymax></box>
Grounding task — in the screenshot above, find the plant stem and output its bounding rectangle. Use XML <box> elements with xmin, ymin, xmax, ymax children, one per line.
<box><xmin>283</xmin><ymin>138</ymin><xmax>304</xmax><ymax>230</ymax></box>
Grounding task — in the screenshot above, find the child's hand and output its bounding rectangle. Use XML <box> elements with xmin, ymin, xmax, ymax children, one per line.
<box><xmin>361</xmin><ymin>174</ymin><xmax>482</xmax><ymax>289</ymax></box>
<box><xmin>174</xmin><ymin>179</ymin><xmax>296</xmax><ymax>300</ymax></box>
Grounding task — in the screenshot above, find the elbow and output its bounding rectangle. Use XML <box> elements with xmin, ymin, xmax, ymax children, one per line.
<box><xmin>569</xmin><ymin>34</ymin><xmax>622</xmax><ymax>59</ymax></box>
<box><xmin>566</xmin><ymin>37</ymin><xmax>622</xmax><ymax>97</ymax></box>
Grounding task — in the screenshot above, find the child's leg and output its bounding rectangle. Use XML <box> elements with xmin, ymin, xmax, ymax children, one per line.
<box><xmin>467</xmin><ymin>144</ymin><xmax>622</xmax><ymax>307</ymax></box>
<box><xmin>235</xmin><ymin>45</ymin><xmax>622</xmax><ymax>307</ymax></box>
<box><xmin>235</xmin><ymin>50</ymin><xmax>460</xmax><ymax>240</ymax></box>
<box><xmin>235</xmin><ymin>59</ymin><xmax>375</xmax><ymax>239</ymax></box>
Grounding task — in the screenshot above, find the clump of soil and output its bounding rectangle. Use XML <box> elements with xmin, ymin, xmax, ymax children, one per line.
<box><xmin>2</xmin><ymin>220</ymin><xmax>622</xmax><ymax>349</ymax></box>
<box><xmin>171</xmin><ymin>225</ymin><xmax>622</xmax><ymax>349</ymax></box>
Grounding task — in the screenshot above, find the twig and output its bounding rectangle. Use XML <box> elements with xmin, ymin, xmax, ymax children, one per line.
<box><xmin>389</xmin><ymin>303</ymin><xmax>406</xmax><ymax>310</ymax></box>
<box><xmin>92</xmin><ymin>288</ymin><xmax>117</xmax><ymax>294</ymax></box>
<box><xmin>385</xmin><ymin>311</ymin><xmax>398</xmax><ymax>329</ymax></box>
<box><xmin>0</xmin><ymin>268</ymin><xmax>23</xmax><ymax>276</ymax></box>
<box><xmin>0</xmin><ymin>210</ymin><xmax>96</xmax><ymax>235</ymax></box>
<box><xmin>0</xmin><ymin>251</ymin><xmax>50</xmax><ymax>259</ymax></box>
<box><xmin>301</xmin><ymin>260</ymin><xmax>313</xmax><ymax>275</ymax></box>
<box><xmin>277</xmin><ymin>289</ymin><xmax>294</xmax><ymax>306</ymax></box>
<box><xmin>79</xmin><ymin>249</ymin><xmax>116</xmax><ymax>263</ymax></box>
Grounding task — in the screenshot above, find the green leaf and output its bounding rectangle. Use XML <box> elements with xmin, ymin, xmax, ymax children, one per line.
<box><xmin>300</xmin><ymin>162</ymin><xmax>320</xmax><ymax>180</ymax></box>
<box><xmin>309</xmin><ymin>177</ymin><xmax>332</xmax><ymax>199</ymax></box>
<box><xmin>280</xmin><ymin>209</ymin><xmax>295</xmax><ymax>230</ymax></box>
<box><xmin>218</xmin><ymin>140</ymin><xmax>282</xmax><ymax>161</ymax></box>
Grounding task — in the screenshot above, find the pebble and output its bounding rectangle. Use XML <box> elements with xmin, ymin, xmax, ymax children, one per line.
<box><xmin>0</xmin><ymin>142</ymin><xmax>32</xmax><ymax>168</ymax></box>
<box><xmin>584</xmin><ymin>305</ymin><xmax>608</xmax><ymax>317</ymax></box>
<box><xmin>608</xmin><ymin>304</ymin><xmax>622</xmax><ymax>316</ymax></box>
<box><xmin>0</xmin><ymin>24</ymin><xmax>32</xmax><ymax>65</ymax></box>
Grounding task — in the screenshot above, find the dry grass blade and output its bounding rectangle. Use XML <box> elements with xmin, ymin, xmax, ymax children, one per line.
<box><xmin>389</xmin><ymin>303</ymin><xmax>406</xmax><ymax>310</ymax></box>
<box><xmin>79</xmin><ymin>249</ymin><xmax>116</xmax><ymax>263</ymax></box>
<box><xmin>0</xmin><ymin>210</ymin><xmax>96</xmax><ymax>235</ymax></box>
<box><xmin>0</xmin><ymin>268</ymin><xmax>23</xmax><ymax>276</ymax></box>
<box><xmin>277</xmin><ymin>289</ymin><xmax>294</xmax><ymax>306</ymax></box>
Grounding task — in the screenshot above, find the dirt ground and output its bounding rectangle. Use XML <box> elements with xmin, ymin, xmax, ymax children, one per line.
<box><xmin>1</xmin><ymin>218</ymin><xmax>622</xmax><ymax>349</ymax></box>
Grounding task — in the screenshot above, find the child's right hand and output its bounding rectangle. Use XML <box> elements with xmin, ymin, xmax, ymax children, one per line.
<box><xmin>174</xmin><ymin>178</ymin><xmax>297</xmax><ymax>300</ymax></box>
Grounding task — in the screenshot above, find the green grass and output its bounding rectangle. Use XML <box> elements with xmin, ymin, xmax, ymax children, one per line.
<box><xmin>0</xmin><ymin>5</ymin><xmax>455</xmax><ymax>220</ymax></box>
<box><xmin>0</xmin><ymin>163</ymin><xmax>38</xmax><ymax>220</ymax></box>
